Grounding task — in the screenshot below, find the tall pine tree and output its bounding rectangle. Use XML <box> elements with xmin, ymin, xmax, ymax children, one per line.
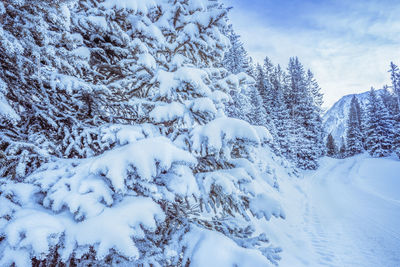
<box><xmin>270</xmin><ymin>65</ymin><xmax>292</xmax><ymax>156</ymax></box>
<box><xmin>346</xmin><ymin>96</ymin><xmax>363</xmax><ymax>156</ymax></box>
<box><xmin>284</xmin><ymin>57</ymin><xmax>324</xmax><ymax>169</ymax></box>
<box><xmin>326</xmin><ymin>133</ymin><xmax>337</xmax><ymax>157</ymax></box>
<box><xmin>390</xmin><ymin>62</ymin><xmax>400</xmax><ymax>110</ymax></box>
<box><xmin>366</xmin><ymin>88</ymin><xmax>394</xmax><ymax>157</ymax></box>
<box><xmin>339</xmin><ymin>137</ymin><xmax>347</xmax><ymax>158</ymax></box>
<box><xmin>254</xmin><ymin>63</ymin><xmax>273</xmax><ymax>128</ymax></box>
<box><xmin>389</xmin><ymin>62</ymin><xmax>400</xmax><ymax>159</ymax></box>
<box><xmin>222</xmin><ymin>24</ymin><xmax>250</xmax><ymax>75</ymax></box>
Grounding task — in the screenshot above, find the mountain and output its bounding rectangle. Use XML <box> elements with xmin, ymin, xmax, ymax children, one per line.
<box><xmin>323</xmin><ymin>90</ymin><xmax>383</xmax><ymax>143</ymax></box>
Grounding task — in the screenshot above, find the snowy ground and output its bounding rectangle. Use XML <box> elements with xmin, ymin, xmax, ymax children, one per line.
<box><xmin>268</xmin><ymin>154</ymin><xmax>400</xmax><ymax>267</ymax></box>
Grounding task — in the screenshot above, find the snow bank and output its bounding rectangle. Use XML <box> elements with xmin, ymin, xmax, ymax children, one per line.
<box><xmin>182</xmin><ymin>226</ymin><xmax>272</xmax><ymax>267</ymax></box>
<box><xmin>250</xmin><ymin>193</ymin><xmax>286</xmax><ymax>220</ymax></box>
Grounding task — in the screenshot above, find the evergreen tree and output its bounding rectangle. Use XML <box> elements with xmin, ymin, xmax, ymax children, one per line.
<box><xmin>247</xmin><ymin>85</ymin><xmax>268</xmax><ymax>126</ymax></box>
<box><xmin>263</xmin><ymin>56</ymin><xmax>275</xmax><ymax>77</ymax></box>
<box><xmin>380</xmin><ymin>86</ymin><xmax>400</xmax><ymax>154</ymax></box>
<box><xmin>258</xmin><ymin>57</ymin><xmax>275</xmax><ymax>114</ymax></box>
<box><xmin>254</xmin><ymin>64</ymin><xmax>273</xmax><ymax>127</ymax></box>
<box><xmin>284</xmin><ymin>57</ymin><xmax>324</xmax><ymax>169</ymax></box>
<box><xmin>365</xmin><ymin>88</ymin><xmax>394</xmax><ymax>157</ymax></box>
<box><xmin>305</xmin><ymin>69</ymin><xmax>325</xmax><ymax>157</ymax></box>
<box><xmin>222</xmin><ymin>30</ymin><xmax>274</xmax><ymax>140</ymax></box>
<box><xmin>222</xmin><ymin>24</ymin><xmax>250</xmax><ymax>75</ymax></box>
<box><xmin>346</xmin><ymin>96</ymin><xmax>363</xmax><ymax>156</ymax></box>
<box><xmin>326</xmin><ymin>133</ymin><xmax>337</xmax><ymax>157</ymax></box>
<box><xmin>246</xmin><ymin>56</ymin><xmax>257</xmax><ymax>78</ymax></box>
<box><xmin>0</xmin><ymin>1</ymin><xmax>285</xmax><ymax>265</ymax></box>
<box><xmin>389</xmin><ymin>63</ymin><xmax>400</xmax><ymax>159</ymax></box>
<box><xmin>222</xmin><ymin>25</ymin><xmax>264</xmax><ymax>127</ymax></box>
<box><xmin>380</xmin><ymin>85</ymin><xmax>399</xmax><ymax>115</ymax></box>
<box><xmin>339</xmin><ymin>137</ymin><xmax>347</xmax><ymax>158</ymax></box>
<box><xmin>392</xmin><ymin>116</ymin><xmax>400</xmax><ymax>159</ymax></box>
<box><xmin>225</xmin><ymin>87</ymin><xmax>253</xmax><ymax>122</ymax></box>
<box><xmin>390</xmin><ymin>62</ymin><xmax>400</xmax><ymax>110</ymax></box>
<box><xmin>354</xmin><ymin>94</ymin><xmax>367</xmax><ymax>148</ymax></box>
<box><xmin>270</xmin><ymin>65</ymin><xmax>292</xmax><ymax>156</ymax></box>
<box><xmin>307</xmin><ymin>70</ymin><xmax>324</xmax><ymax>109</ymax></box>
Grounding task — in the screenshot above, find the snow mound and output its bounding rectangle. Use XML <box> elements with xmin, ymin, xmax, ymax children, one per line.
<box><xmin>182</xmin><ymin>226</ymin><xmax>272</xmax><ymax>267</ymax></box>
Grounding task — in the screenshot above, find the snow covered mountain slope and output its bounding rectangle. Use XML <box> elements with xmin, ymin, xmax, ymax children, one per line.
<box><xmin>323</xmin><ymin>90</ymin><xmax>382</xmax><ymax>142</ymax></box>
<box><xmin>268</xmin><ymin>154</ymin><xmax>400</xmax><ymax>266</ymax></box>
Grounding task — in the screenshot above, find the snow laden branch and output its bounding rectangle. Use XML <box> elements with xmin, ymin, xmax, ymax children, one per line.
<box><xmin>0</xmin><ymin>120</ymin><xmax>284</xmax><ymax>266</ymax></box>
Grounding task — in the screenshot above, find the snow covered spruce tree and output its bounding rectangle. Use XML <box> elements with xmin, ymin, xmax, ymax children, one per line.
<box><xmin>266</xmin><ymin>64</ymin><xmax>292</xmax><ymax>157</ymax></box>
<box><xmin>346</xmin><ymin>96</ymin><xmax>363</xmax><ymax>156</ymax></box>
<box><xmin>305</xmin><ymin>69</ymin><xmax>325</xmax><ymax>156</ymax></box>
<box><xmin>339</xmin><ymin>137</ymin><xmax>347</xmax><ymax>158</ymax></box>
<box><xmin>0</xmin><ymin>0</ymin><xmax>285</xmax><ymax>266</ymax></box>
<box><xmin>380</xmin><ymin>85</ymin><xmax>400</xmax><ymax>158</ymax></box>
<box><xmin>389</xmin><ymin>62</ymin><xmax>400</xmax><ymax>159</ymax></box>
<box><xmin>221</xmin><ymin>25</ymin><xmax>269</xmax><ymax>129</ymax></box>
<box><xmin>365</xmin><ymin>88</ymin><xmax>394</xmax><ymax>157</ymax></box>
<box><xmin>222</xmin><ymin>24</ymin><xmax>250</xmax><ymax>75</ymax></box>
<box><xmin>390</xmin><ymin>62</ymin><xmax>400</xmax><ymax>110</ymax></box>
<box><xmin>380</xmin><ymin>85</ymin><xmax>399</xmax><ymax>116</ymax></box>
<box><xmin>284</xmin><ymin>57</ymin><xmax>324</xmax><ymax>169</ymax></box>
<box><xmin>255</xmin><ymin>61</ymin><xmax>273</xmax><ymax>125</ymax></box>
<box><xmin>326</xmin><ymin>133</ymin><xmax>337</xmax><ymax>157</ymax></box>
<box><xmin>221</xmin><ymin>25</ymin><xmax>252</xmax><ymax>121</ymax></box>
<box><xmin>251</xmin><ymin>64</ymin><xmax>271</xmax><ymax>127</ymax></box>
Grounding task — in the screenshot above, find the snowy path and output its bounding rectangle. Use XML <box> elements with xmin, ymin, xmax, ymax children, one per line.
<box><xmin>273</xmin><ymin>155</ymin><xmax>400</xmax><ymax>267</ymax></box>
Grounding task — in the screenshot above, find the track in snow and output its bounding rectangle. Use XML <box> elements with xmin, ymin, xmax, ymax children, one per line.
<box><xmin>277</xmin><ymin>154</ymin><xmax>400</xmax><ymax>267</ymax></box>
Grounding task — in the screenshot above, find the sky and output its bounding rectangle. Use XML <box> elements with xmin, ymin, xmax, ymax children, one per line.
<box><xmin>222</xmin><ymin>0</ymin><xmax>400</xmax><ymax>108</ymax></box>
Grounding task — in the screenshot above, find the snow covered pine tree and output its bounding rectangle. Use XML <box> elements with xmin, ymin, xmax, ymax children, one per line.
<box><xmin>222</xmin><ymin>25</ymin><xmax>268</xmax><ymax>128</ymax></box>
<box><xmin>284</xmin><ymin>57</ymin><xmax>324</xmax><ymax>169</ymax></box>
<box><xmin>346</xmin><ymin>96</ymin><xmax>363</xmax><ymax>156</ymax></box>
<box><xmin>326</xmin><ymin>133</ymin><xmax>337</xmax><ymax>157</ymax></box>
<box><xmin>0</xmin><ymin>0</ymin><xmax>285</xmax><ymax>266</ymax></box>
<box><xmin>365</xmin><ymin>88</ymin><xmax>394</xmax><ymax>157</ymax></box>
<box><xmin>389</xmin><ymin>62</ymin><xmax>400</xmax><ymax>159</ymax></box>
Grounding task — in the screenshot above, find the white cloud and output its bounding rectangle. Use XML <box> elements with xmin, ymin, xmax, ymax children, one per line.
<box><xmin>223</xmin><ymin>0</ymin><xmax>400</xmax><ymax>108</ymax></box>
